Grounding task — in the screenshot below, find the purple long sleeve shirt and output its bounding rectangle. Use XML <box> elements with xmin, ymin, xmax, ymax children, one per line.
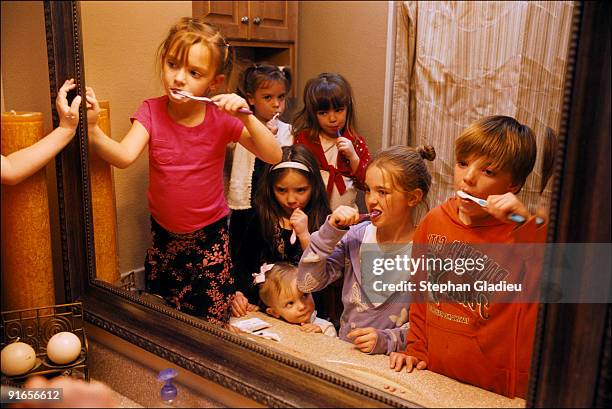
<box><xmin>297</xmin><ymin>218</ymin><xmax>409</xmax><ymax>355</ymax></box>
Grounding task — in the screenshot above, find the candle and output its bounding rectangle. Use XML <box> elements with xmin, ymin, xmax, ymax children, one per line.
<box><xmin>1</xmin><ymin>341</ymin><xmax>37</xmax><ymax>376</ymax></box>
<box><xmin>1</xmin><ymin>111</ymin><xmax>55</xmax><ymax>310</ymax></box>
<box><xmin>89</xmin><ymin>102</ymin><xmax>120</xmax><ymax>284</ymax></box>
<box><xmin>46</xmin><ymin>331</ymin><xmax>82</xmax><ymax>365</ymax></box>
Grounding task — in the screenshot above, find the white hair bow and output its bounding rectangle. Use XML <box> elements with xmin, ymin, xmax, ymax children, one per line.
<box><xmin>252</xmin><ymin>263</ymin><xmax>274</xmax><ymax>284</ymax></box>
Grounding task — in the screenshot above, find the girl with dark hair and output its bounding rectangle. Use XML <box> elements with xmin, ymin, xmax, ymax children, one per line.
<box><xmin>293</xmin><ymin>72</ymin><xmax>371</xmax><ymax>210</ymax></box>
<box><xmin>231</xmin><ymin>145</ymin><xmax>333</xmax><ymax>319</ymax></box>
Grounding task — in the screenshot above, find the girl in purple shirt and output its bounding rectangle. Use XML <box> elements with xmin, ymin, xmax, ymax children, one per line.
<box><xmin>298</xmin><ymin>145</ymin><xmax>435</xmax><ymax>354</ymax></box>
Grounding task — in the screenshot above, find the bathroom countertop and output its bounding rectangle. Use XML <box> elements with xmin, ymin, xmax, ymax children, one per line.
<box><xmin>89</xmin><ymin>379</ymin><xmax>142</xmax><ymax>408</ymax></box>
<box><xmin>233</xmin><ymin>312</ymin><xmax>525</xmax><ymax>408</ymax></box>
<box><xmin>85</xmin><ymin>324</ymin><xmax>259</xmax><ymax>408</ymax></box>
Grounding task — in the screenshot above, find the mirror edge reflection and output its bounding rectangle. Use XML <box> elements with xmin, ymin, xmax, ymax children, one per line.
<box><xmin>46</xmin><ymin>1</ymin><xmax>610</xmax><ymax>408</ymax></box>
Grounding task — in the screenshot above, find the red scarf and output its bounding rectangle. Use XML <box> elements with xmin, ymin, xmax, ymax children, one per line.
<box><xmin>295</xmin><ymin>130</ymin><xmax>355</xmax><ymax>196</ymax></box>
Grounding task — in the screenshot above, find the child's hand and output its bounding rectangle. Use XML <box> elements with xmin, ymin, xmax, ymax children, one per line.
<box><xmin>211</xmin><ymin>93</ymin><xmax>251</xmax><ymax>117</ymax></box>
<box><xmin>347</xmin><ymin>327</ymin><xmax>378</xmax><ymax>353</ymax></box>
<box><xmin>299</xmin><ymin>323</ymin><xmax>323</xmax><ymax>333</ymax></box>
<box><xmin>389</xmin><ymin>352</ymin><xmax>427</xmax><ymax>372</ymax></box>
<box><xmin>336</xmin><ymin>136</ymin><xmax>358</xmax><ymax>163</ymax></box>
<box><xmin>231</xmin><ymin>291</ymin><xmax>258</xmax><ymax>317</ymax></box>
<box><xmin>290</xmin><ymin>208</ymin><xmax>309</xmax><ymax>236</ymax></box>
<box><xmin>85</xmin><ymin>87</ymin><xmax>101</xmax><ymax>127</ymax></box>
<box><xmin>56</xmin><ymin>79</ymin><xmax>81</xmax><ymax>131</ymax></box>
<box><xmin>485</xmin><ymin>192</ymin><xmax>530</xmax><ymax>224</ymax></box>
<box><xmin>265</xmin><ymin>115</ymin><xmax>279</xmax><ymax>135</ymax></box>
<box><xmin>330</xmin><ymin>205</ymin><xmax>360</xmax><ymax>229</ymax></box>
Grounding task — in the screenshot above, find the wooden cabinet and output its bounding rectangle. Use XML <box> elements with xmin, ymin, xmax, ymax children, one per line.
<box><xmin>193</xmin><ymin>1</ymin><xmax>297</xmax><ymax>42</ymax></box>
<box><xmin>193</xmin><ymin>1</ymin><xmax>299</xmax><ymax>98</ymax></box>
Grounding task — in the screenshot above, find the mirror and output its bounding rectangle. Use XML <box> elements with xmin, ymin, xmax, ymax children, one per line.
<box><xmin>1</xmin><ymin>1</ymin><xmax>57</xmax><ymax>310</ymax></box>
<box><xmin>45</xmin><ymin>1</ymin><xmax>610</xmax><ymax>407</ymax></box>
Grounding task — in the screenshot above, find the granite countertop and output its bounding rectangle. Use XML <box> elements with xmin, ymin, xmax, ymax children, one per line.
<box><xmin>89</xmin><ymin>379</ymin><xmax>142</xmax><ymax>408</ymax></box>
<box><xmin>232</xmin><ymin>311</ymin><xmax>525</xmax><ymax>408</ymax></box>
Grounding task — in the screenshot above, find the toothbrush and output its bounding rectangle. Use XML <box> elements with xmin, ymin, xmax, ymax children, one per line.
<box><xmin>172</xmin><ymin>90</ymin><xmax>253</xmax><ymax>115</ymax></box>
<box><xmin>358</xmin><ymin>210</ymin><xmax>382</xmax><ymax>222</ymax></box>
<box><xmin>456</xmin><ymin>190</ymin><xmax>526</xmax><ymax>223</ymax></box>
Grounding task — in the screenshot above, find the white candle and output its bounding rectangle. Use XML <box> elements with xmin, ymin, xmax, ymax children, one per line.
<box><xmin>46</xmin><ymin>332</ymin><xmax>82</xmax><ymax>365</ymax></box>
<box><xmin>1</xmin><ymin>341</ymin><xmax>36</xmax><ymax>376</ymax></box>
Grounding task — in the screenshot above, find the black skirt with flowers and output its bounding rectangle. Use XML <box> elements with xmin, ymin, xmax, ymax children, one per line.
<box><xmin>145</xmin><ymin>216</ymin><xmax>234</xmax><ymax>325</ymax></box>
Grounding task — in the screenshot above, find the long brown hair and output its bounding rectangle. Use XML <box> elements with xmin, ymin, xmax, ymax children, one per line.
<box><xmin>255</xmin><ymin>145</ymin><xmax>330</xmax><ymax>242</ymax></box>
<box><xmin>292</xmin><ymin>72</ymin><xmax>358</xmax><ymax>141</ymax></box>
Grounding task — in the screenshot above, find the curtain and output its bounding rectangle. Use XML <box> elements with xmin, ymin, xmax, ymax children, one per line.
<box><xmin>390</xmin><ymin>1</ymin><xmax>574</xmax><ymax>216</ymax></box>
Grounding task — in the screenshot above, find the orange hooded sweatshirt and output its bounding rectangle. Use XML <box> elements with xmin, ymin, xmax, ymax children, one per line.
<box><xmin>407</xmin><ymin>197</ymin><xmax>547</xmax><ymax>398</ymax></box>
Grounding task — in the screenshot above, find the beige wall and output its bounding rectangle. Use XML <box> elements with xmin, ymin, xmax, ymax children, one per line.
<box><xmin>81</xmin><ymin>1</ymin><xmax>192</xmax><ymax>273</ymax></box>
<box><xmin>1</xmin><ymin>1</ymin><xmax>52</xmax><ymax>131</ymax></box>
<box><xmin>81</xmin><ymin>1</ymin><xmax>390</xmax><ymax>273</ymax></box>
<box><xmin>298</xmin><ymin>1</ymin><xmax>388</xmax><ymax>151</ymax></box>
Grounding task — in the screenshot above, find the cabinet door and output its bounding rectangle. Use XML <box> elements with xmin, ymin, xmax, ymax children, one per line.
<box><xmin>248</xmin><ymin>1</ymin><xmax>297</xmax><ymax>42</ymax></box>
<box><xmin>193</xmin><ymin>1</ymin><xmax>249</xmax><ymax>40</ymax></box>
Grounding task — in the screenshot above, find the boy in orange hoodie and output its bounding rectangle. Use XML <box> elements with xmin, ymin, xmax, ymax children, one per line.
<box><xmin>390</xmin><ymin>116</ymin><xmax>547</xmax><ymax>398</ymax></box>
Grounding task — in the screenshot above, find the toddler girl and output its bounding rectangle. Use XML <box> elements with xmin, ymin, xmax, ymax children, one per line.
<box><xmin>233</xmin><ymin>262</ymin><xmax>337</xmax><ymax>336</ymax></box>
<box><xmin>86</xmin><ymin>18</ymin><xmax>282</xmax><ymax>326</ymax></box>
<box><xmin>231</xmin><ymin>144</ymin><xmax>331</xmax><ymax>310</ymax></box>
<box><xmin>293</xmin><ymin>73</ymin><xmax>370</xmax><ymax>210</ymax></box>
<box><xmin>298</xmin><ymin>145</ymin><xmax>435</xmax><ymax>354</ymax></box>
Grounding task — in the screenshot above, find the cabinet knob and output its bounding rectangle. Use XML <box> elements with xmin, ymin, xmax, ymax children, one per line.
<box><xmin>241</xmin><ymin>16</ymin><xmax>249</xmax><ymax>24</ymax></box>
<box><xmin>253</xmin><ymin>16</ymin><xmax>261</xmax><ymax>25</ymax></box>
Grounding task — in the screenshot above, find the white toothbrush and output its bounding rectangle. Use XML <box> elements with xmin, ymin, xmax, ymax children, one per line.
<box><xmin>171</xmin><ymin>90</ymin><xmax>253</xmax><ymax>114</ymax></box>
<box><xmin>456</xmin><ymin>190</ymin><xmax>526</xmax><ymax>223</ymax></box>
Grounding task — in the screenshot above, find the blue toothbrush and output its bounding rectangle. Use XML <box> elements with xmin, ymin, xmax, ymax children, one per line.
<box><xmin>457</xmin><ymin>190</ymin><xmax>526</xmax><ymax>223</ymax></box>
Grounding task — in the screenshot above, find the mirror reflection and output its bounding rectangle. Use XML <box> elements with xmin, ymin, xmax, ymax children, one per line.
<box><xmin>1</xmin><ymin>1</ymin><xmax>81</xmax><ymax>311</ymax></box>
<box><xmin>81</xmin><ymin>1</ymin><xmax>574</xmax><ymax>406</ymax></box>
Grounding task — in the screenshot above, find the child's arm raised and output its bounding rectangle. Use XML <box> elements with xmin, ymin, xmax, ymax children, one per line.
<box><xmin>1</xmin><ymin>79</ymin><xmax>81</xmax><ymax>185</ymax></box>
<box><xmin>212</xmin><ymin>93</ymin><xmax>282</xmax><ymax>164</ymax></box>
<box><xmin>86</xmin><ymin>87</ymin><xmax>149</xmax><ymax>169</ymax></box>
<box><xmin>297</xmin><ymin>206</ymin><xmax>360</xmax><ymax>293</ymax></box>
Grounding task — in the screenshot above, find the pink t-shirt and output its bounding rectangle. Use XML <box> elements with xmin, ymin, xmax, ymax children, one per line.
<box><xmin>132</xmin><ymin>96</ymin><xmax>243</xmax><ymax>233</ymax></box>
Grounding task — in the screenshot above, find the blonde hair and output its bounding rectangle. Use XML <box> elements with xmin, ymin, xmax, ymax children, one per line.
<box><xmin>367</xmin><ymin>145</ymin><xmax>436</xmax><ymax>199</ymax></box>
<box><xmin>156</xmin><ymin>17</ymin><xmax>232</xmax><ymax>86</ymax></box>
<box><xmin>258</xmin><ymin>263</ymin><xmax>298</xmax><ymax>308</ymax></box>
<box><xmin>455</xmin><ymin>116</ymin><xmax>536</xmax><ymax>189</ymax></box>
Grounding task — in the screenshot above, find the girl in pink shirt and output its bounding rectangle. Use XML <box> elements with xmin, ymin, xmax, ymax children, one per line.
<box><xmin>87</xmin><ymin>18</ymin><xmax>282</xmax><ymax>326</ymax></box>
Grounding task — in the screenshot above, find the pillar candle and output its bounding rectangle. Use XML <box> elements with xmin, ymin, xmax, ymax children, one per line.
<box><xmin>89</xmin><ymin>102</ymin><xmax>120</xmax><ymax>285</ymax></box>
<box><xmin>1</xmin><ymin>111</ymin><xmax>55</xmax><ymax>310</ymax></box>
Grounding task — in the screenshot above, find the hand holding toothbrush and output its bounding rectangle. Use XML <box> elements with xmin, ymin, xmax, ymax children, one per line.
<box><xmin>336</xmin><ymin>130</ymin><xmax>360</xmax><ymax>172</ymax></box>
<box><xmin>458</xmin><ymin>190</ymin><xmax>529</xmax><ymax>224</ymax></box>
<box><xmin>330</xmin><ymin>205</ymin><xmax>360</xmax><ymax>229</ymax></box>
<box><xmin>484</xmin><ymin>192</ymin><xmax>530</xmax><ymax>224</ymax></box>
<box><xmin>289</xmin><ymin>208</ymin><xmax>309</xmax><ymax>248</ymax></box>
<box><xmin>265</xmin><ymin>112</ymin><xmax>280</xmax><ymax>135</ymax></box>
